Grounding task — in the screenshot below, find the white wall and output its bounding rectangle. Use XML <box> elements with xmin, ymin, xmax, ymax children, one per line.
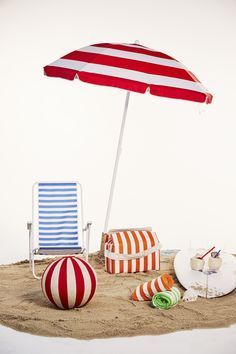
<box><xmin>0</xmin><ymin>0</ymin><xmax>235</xmax><ymax>263</ymax></box>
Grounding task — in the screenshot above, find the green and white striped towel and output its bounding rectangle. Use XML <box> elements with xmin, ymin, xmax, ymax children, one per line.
<box><xmin>152</xmin><ymin>286</ymin><xmax>181</xmax><ymax>309</ymax></box>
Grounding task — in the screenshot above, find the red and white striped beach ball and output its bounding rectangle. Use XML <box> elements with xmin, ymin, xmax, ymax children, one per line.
<box><xmin>41</xmin><ymin>256</ymin><xmax>97</xmax><ymax>309</ymax></box>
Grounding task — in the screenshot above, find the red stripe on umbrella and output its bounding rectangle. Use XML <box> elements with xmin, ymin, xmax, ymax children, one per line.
<box><xmin>91</xmin><ymin>43</ymin><xmax>175</xmax><ymax>60</ymax></box>
<box><xmin>62</xmin><ymin>51</ymin><xmax>195</xmax><ymax>81</ymax></box>
<box><xmin>79</xmin><ymin>72</ymin><xmax>148</xmax><ymax>93</ymax></box>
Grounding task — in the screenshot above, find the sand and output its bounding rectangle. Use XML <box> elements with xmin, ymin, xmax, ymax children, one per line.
<box><xmin>0</xmin><ymin>251</ymin><xmax>235</xmax><ymax>340</ymax></box>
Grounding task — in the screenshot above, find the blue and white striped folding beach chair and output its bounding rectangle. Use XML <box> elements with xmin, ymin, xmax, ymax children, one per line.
<box><xmin>27</xmin><ymin>182</ymin><xmax>92</xmax><ymax>279</ymax></box>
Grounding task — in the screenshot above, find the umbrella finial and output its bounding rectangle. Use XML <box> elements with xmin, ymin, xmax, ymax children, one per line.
<box><xmin>135</xmin><ymin>40</ymin><xmax>140</xmax><ymax>44</ymax></box>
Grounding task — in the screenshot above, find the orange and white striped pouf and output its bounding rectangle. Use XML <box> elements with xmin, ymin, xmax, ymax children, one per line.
<box><xmin>132</xmin><ymin>273</ymin><xmax>174</xmax><ymax>301</ymax></box>
<box><xmin>105</xmin><ymin>230</ymin><xmax>161</xmax><ymax>274</ymax></box>
<box><xmin>41</xmin><ymin>256</ymin><xmax>97</xmax><ymax>309</ymax></box>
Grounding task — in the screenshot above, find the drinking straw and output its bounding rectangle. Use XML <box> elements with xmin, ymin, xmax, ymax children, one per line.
<box><xmin>214</xmin><ymin>250</ymin><xmax>221</xmax><ymax>258</ymax></box>
<box><xmin>198</xmin><ymin>246</ymin><xmax>215</xmax><ymax>260</ymax></box>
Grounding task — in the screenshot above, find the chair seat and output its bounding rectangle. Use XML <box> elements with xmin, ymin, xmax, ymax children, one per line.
<box><xmin>35</xmin><ymin>247</ymin><xmax>83</xmax><ymax>255</ymax></box>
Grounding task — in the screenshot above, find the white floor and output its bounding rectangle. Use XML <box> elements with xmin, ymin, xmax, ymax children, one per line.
<box><xmin>0</xmin><ymin>324</ymin><xmax>235</xmax><ymax>354</ymax></box>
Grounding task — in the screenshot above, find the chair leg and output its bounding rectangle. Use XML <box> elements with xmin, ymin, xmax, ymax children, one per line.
<box><xmin>85</xmin><ymin>222</ymin><xmax>92</xmax><ymax>262</ymax></box>
<box><xmin>29</xmin><ymin>252</ymin><xmax>32</xmax><ymax>270</ymax></box>
<box><xmin>32</xmin><ymin>253</ymin><xmax>41</xmax><ymax>280</ymax></box>
<box><xmin>27</xmin><ymin>222</ymin><xmax>40</xmax><ymax>279</ymax></box>
<box><xmin>27</xmin><ymin>222</ymin><xmax>32</xmax><ymax>270</ymax></box>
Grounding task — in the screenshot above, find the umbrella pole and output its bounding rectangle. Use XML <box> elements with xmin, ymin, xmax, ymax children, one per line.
<box><xmin>103</xmin><ymin>91</ymin><xmax>130</xmax><ymax>236</ymax></box>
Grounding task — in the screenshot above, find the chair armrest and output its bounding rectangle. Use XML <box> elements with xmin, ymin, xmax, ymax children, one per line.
<box><xmin>83</xmin><ymin>222</ymin><xmax>92</xmax><ymax>262</ymax></box>
<box><xmin>83</xmin><ymin>222</ymin><xmax>92</xmax><ymax>232</ymax></box>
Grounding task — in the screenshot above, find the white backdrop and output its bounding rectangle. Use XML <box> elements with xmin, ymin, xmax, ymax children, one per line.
<box><xmin>0</xmin><ymin>0</ymin><xmax>236</xmax><ymax>263</ymax></box>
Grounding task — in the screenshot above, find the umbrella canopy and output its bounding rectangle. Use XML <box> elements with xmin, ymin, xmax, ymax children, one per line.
<box><xmin>44</xmin><ymin>42</ymin><xmax>213</xmax><ymax>236</ymax></box>
<box><xmin>44</xmin><ymin>42</ymin><xmax>212</xmax><ymax>104</ymax></box>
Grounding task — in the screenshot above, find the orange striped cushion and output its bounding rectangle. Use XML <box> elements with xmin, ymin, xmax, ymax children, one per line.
<box><xmin>132</xmin><ymin>273</ymin><xmax>174</xmax><ymax>301</ymax></box>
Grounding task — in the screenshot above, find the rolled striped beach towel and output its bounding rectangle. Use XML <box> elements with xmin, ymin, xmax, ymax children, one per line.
<box><xmin>152</xmin><ymin>287</ymin><xmax>181</xmax><ymax>309</ymax></box>
<box><xmin>132</xmin><ymin>273</ymin><xmax>174</xmax><ymax>301</ymax></box>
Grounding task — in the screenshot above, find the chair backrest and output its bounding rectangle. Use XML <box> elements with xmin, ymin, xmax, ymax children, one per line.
<box><xmin>32</xmin><ymin>182</ymin><xmax>84</xmax><ymax>249</ymax></box>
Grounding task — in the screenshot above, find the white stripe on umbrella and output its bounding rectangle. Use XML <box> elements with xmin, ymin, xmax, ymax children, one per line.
<box><xmin>119</xmin><ymin>43</ymin><xmax>150</xmax><ymax>49</ymax></box>
<box><xmin>77</xmin><ymin>45</ymin><xmax>184</xmax><ymax>69</ymax></box>
<box><xmin>50</xmin><ymin>59</ymin><xmax>206</xmax><ymax>94</ymax></box>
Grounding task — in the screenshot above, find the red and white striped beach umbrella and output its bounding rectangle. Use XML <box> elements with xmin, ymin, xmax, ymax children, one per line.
<box><xmin>44</xmin><ymin>42</ymin><xmax>213</xmax><ymax>234</ymax></box>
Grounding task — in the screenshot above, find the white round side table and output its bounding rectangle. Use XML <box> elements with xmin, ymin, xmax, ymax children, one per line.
<box><xmin>174</xmin><ymin>248</ymin><xmax>236</xmax><ymax>298</ymax></box>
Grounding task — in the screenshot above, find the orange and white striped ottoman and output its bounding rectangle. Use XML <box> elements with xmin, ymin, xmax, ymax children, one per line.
<box><xmin>104</xmin><ymin>229</ymin><xmax>161</xmax><ymax>274</ymax></box>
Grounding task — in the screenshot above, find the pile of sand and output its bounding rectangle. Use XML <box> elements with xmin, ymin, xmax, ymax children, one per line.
<box><xmin>0</xmin><ymin>251</ymin><xmax>235</xmax><ymax>340</ymax></box>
